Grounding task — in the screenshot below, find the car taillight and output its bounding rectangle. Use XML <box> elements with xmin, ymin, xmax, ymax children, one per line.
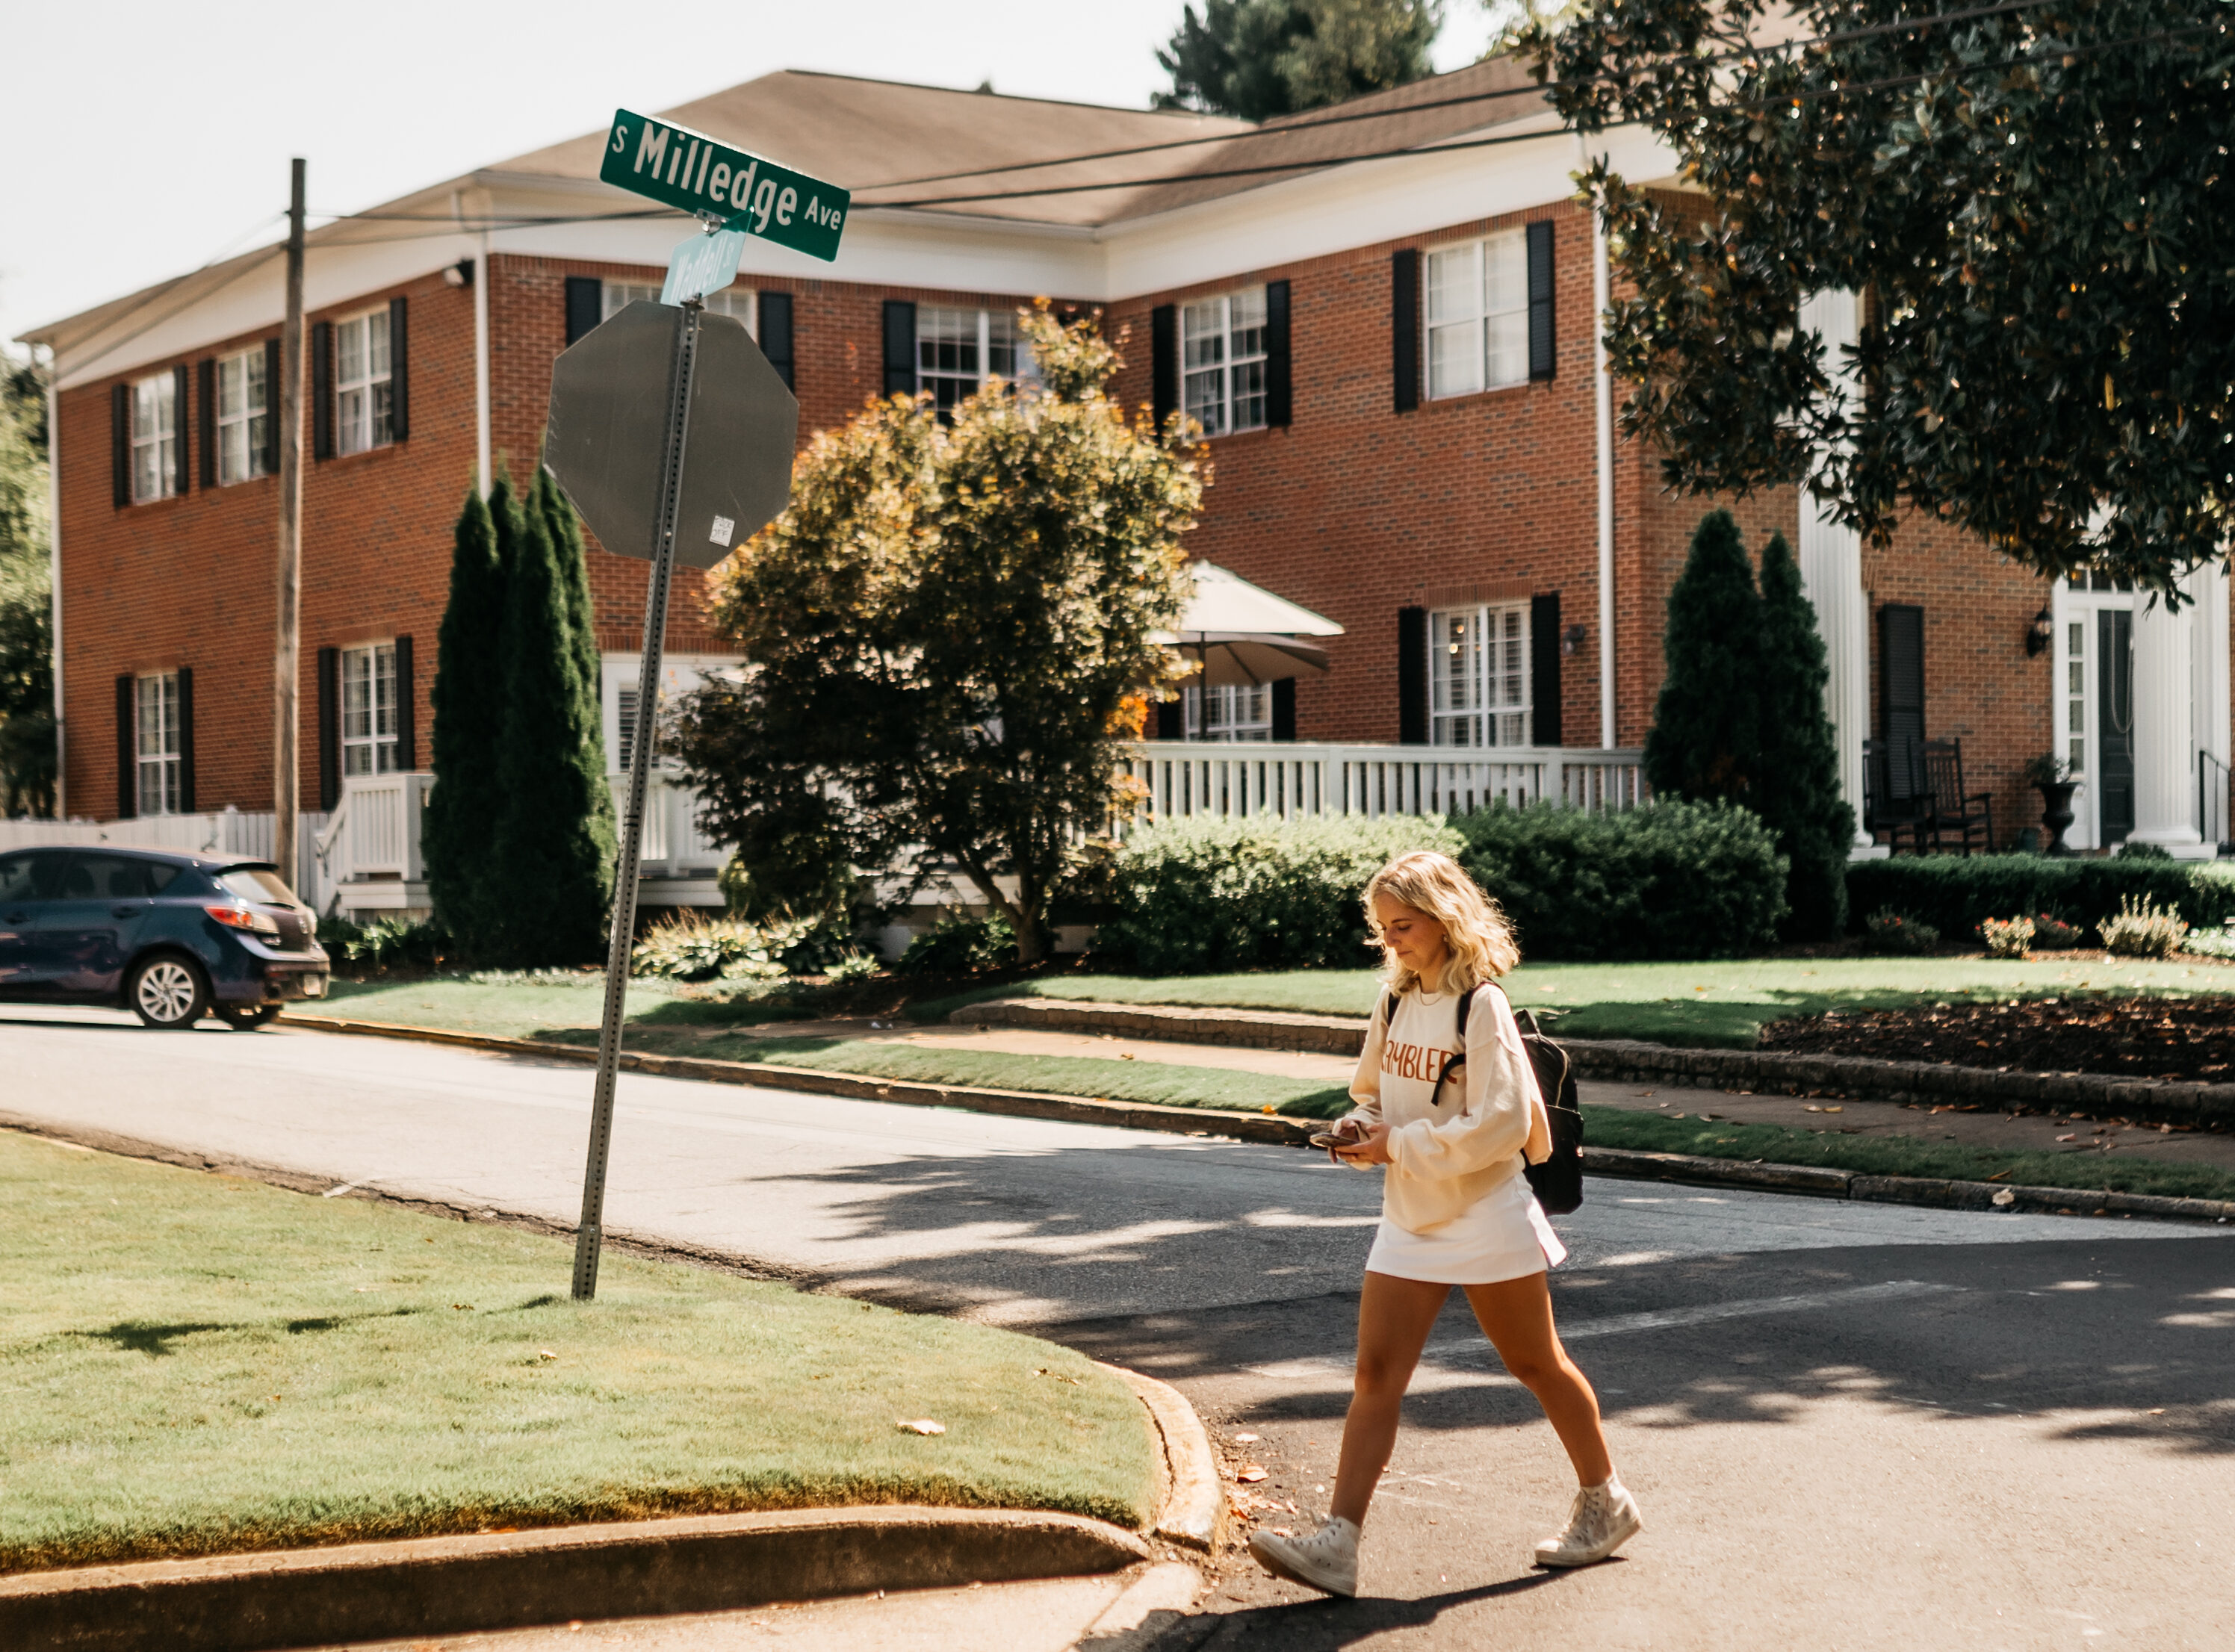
<box><xmin>207</xmin><ymin>904</ymin><xmax>282</xmax><ymax>938</ymax></box>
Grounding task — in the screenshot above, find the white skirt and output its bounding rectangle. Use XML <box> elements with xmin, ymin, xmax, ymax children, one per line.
<box><xmin>1364</xmin><ymin>1171</ymin><xmax>1568</xmax><ymax>1285</ymax></box>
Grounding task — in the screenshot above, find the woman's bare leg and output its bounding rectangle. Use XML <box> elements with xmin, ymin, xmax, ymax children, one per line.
<box><xmin>1462</xmin><ymin>1272</ymin><xmax>1614</xmax><ymax>1486</ymax></box>
<box><xmin>1329</xmin><ymin>1271</ymin><xmax>1451</xmax><ymax>1528</ymax></box>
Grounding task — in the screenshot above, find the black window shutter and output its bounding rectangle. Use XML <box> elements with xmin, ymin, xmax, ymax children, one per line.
<box><xmin>310</xmin><ymin>321</ymin><xmax>333</xmax><ymax>460</ymax></box>
<box><xmin>757</xmin><ymin>291</ymin><xmax>795</xmax><ymax>389</ymax></box>
<box><xmin>1878</xmin><ymin>603</ymin><xmax>1926</xmax><ymax>789</ymax></box>
<box><xmin>262</xmin><ymin>338</ymin><xmax>283</xmax><ymax>475</ymax></box>
<box><xmin>176</xmin><ymin>666</ymin><xmax>196</xmax><ymax>815</ymax></box>
<box><xmin>1392</xmin><ymin>249</ymin><xmax>1421</xmax><ymax>413</ymax></box>
<box><xmin>111</xmin><ymin>385</ymin><xmax>131</xmax><ymax>508</ymax></box>
<box><xmin>1263</xmin><ymin>280</ymin><xmax>1292</xmax><ymax>428</ymax></box>
<box><xmin>1526</xmin><ymin>221</ymin><xmax>1557</xmax><ymax>382</ymax></box>
<box><xmin>173</xmin><ymin>364</ymin><xmax>192</xmax><ymax>494</ymax></box>
<box><xmin>1271</xmin><ymin>677</ymin><xmax>1297</xmax><ymax>742</ymax></box>
<box><xmin>1151</xmin><ymin>304</ymin><xmax>1177</xmax><ymax>429</ymax></box>
<box><xmin>388</xmin><ymin>296</ymin><xmax>409</xmax><ymax>442</ymax></box>
<box><xmin>196</xmin><ymin>360</ymin><xmax>217</xmax><ymax>488</ymax></box>
<box><xmin>1398</xmin><ymin>605</ymin><xmax>1428</xmax><ymax>745</ymax></box>
<box><xmin>115</xmin><ymin>675</ymin><xmax>136</xmax><ymax>819</ymax></box>
<box><xmin>394</xmin><ymin>636</ymin><xmax>417</xmax><ymax>771</ymax></box>
<box><xmin>1530</xmin><ymin>593</ymin><xmax>1563</xmax><ymax>746</ymax></box>
<box><xmin>564</xmin><ymin>276</ymin><xmax>604</xmax><ymax>347</ymax></box>
<box><xmin>317</xmin><ymin>646</ymin><xmax>341</xmax><ymax>810</ymax></box>
<box><xmin>881</xmin><ymin>300</ymin><xmax>917</xmax><ymax>397</ymax></box>
<box><xmin>1155</xmin><ymin>697</ymin><xmax>1184</xmax><ymax>740</ymax></box>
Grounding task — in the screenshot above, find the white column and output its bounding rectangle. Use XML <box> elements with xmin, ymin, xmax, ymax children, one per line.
<box><xmin>1796</xmin><ymin>291</ymin><xmax>1873</xmax><ymax>851</ymax></box>
<box><xmin>2127</xmin><ymin>589</ymin><xmax>2207</xmax><ymax>854</ymax></box>
<box><xmin>1592</xmin><ymin>180</ymin><xmax>1617</xmax><ymax>750</ymax></box>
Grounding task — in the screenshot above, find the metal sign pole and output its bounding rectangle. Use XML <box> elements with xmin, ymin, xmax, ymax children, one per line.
<box><xmin>571</xmin><ymin>296</ymin><xmax>704</xmax><ymax>1301</ymax></box>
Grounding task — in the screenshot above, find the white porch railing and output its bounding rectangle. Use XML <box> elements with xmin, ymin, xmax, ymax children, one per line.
<box><xmin>614</xmin><ymin>770</ymin><xmax>726</xmax><ymax>878</ymax></box>
<box><xmin>0</xmin><ymin>807</ymin><xmax>332</xmax><ymax>896</ymax></box>
<box><xmin>1118</xmin><ymin>741</ymin><xmax>1649</xmax><ymax>825</ymax></box>
<box><xmin>313</xmin><ymin>772</ymin><xmax>433</xmax><ymax>916</ymax></box>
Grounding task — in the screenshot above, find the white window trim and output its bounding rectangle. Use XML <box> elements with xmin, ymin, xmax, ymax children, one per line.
<box><xmin>1428</xmin><ymin>601</ymin><xmax>1532</xmax><ymax>749</ymax></box>
<box><xmin>1182</xmin><ymin>683</ymin><xmax>1273</xmax><ymax>742</ymax></box>
<box><xmin>137</xmin><ymin>671</ymin><xmax>181</xmax><ymax>816</ymax></box>
<box><xmin>340</xmin><ymin>642</ymin><xmax>400</xmax><ymax>779</ymax></box>
<box><xmin>129</xmin><ymin>373</ymin><xmax>179</xmax><ymax>504</ymax></box>
<box><xmin>1424</xmin><ymin>230</ymin><xmax>1531</xmax><ymax>402</ymax></box>
<box><xmin>914</xmin><ymin>305</ymin><xmax>1034</xmax><ymax>410</ymax></box>
<box><xmin>1181</xmin><ymin>290</ymin><xmax>1268</xmax><ymax>437</ymax></box>
<box><xmin>604</xmin><ymin>280</ymin><xmax>755</xmax><ymax>332</ymax></box>
<box><xmin>215</xmin><ymin>348</ymin><xmax>269</xmax><ymax>485</ymax></box>
<box><xmin>334</xmin><ymin>308</ymin><xmax>394</xmax><ymax>457</ymax></box>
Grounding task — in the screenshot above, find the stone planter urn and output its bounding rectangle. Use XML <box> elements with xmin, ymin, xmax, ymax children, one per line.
<box><xmin>2036</xmin><ymin>780</ymin><xmax>2080</xmax><ymax>856</ymax></box>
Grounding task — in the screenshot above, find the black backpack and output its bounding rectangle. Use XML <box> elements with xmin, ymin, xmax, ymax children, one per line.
<box><xmin>1382</xmin><ymin>986</ymin><xmax>1586</xmax><ymax>1215</ymax></box>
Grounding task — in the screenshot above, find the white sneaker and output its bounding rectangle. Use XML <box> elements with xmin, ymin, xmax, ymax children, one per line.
<box><xmin>1249</xmin><ymin>1515</ymin><xmax>1360</xmax><ymax>1597</ymax></box>
<box><xmin>1533</xmin><ymin>1478</ymin><xmax>1642</xmax><ymax>1568</ymax></box>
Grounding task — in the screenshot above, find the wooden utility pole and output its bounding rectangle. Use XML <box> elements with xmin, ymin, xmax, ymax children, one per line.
<box><xmin>275</xmin><ymin>159</ymin><xmax>306</xmax><ymax>889</ymax></box>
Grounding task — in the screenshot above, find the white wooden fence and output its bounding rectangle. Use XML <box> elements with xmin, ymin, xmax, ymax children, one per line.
<box><xmin>0</xmin><ymin>807</ymin><xmax>330</xmax><ymax>898</ymax></box>
<box><xmin>1117</xmin><ymin>741</ymin><xmax>1649</xmax><ymax>825</ymax></box>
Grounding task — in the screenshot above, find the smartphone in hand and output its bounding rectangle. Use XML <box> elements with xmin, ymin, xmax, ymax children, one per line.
<box><xmin>1309</xmin><ymin>1122</ymin><xmax>1362</xmax><ymax>1150</ymax></box>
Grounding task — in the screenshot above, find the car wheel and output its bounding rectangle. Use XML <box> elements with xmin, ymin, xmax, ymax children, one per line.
<box><xmin>127</xmin><ymin>954</ymin><xmax>209</xmax><ymax>1029</ymax></box>
<box><xmin>214</xmin><ymin>1003</ymin><xmax>282</xmax><ymax>1031</ymax></box>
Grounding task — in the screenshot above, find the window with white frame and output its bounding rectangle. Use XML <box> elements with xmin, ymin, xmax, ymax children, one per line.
<box><xmin>1429</xmin><ymin>603</ymin><xmax>1531</xmax><ymax>748</ymax></box>
<box><xmin>129</xmin><ymin>373</ymin><xmax>179</xmax><ymax>503</ymax></box>
<box><xmin>1183</xmin><ymin>683</ymin><xmax>1272</xmax><ymax>742</ymax></box>
<box><xmin>602</xmin><ymin>281</ymin><xmax>755</xmax><ymax>328</ymax></box>
<box><xmin>1425</xmin><ymin>231</ymin><xmax>1529</xmax><ymax>400</ymax></box>
<box><xmin>341</xmin><ymin>643</ymin><xmax>400</xmax><ymax>777</ymax></box>
<box><xmin>137</xmin><ymin>672</ymin><xmax>181</xmax><ymax>815</ymax></box>
<box><xmin>215</xmin><ymin>349</ymin><xmax>270</xmax><ymax>485</ymax></box>
<box><xmin>1182</xmin><ymin>290</ymin><xmax>1267</xmax><ymax>436</ymax></box>
<box><xmin>915</xmin><ymin>306</ymin><xmax>1032</xmax><ymax>413</ymax></box>
<box><xmin>335</xmin><ymin>311</ymin><xmax>394</xmax><ymax>456</ymax></box>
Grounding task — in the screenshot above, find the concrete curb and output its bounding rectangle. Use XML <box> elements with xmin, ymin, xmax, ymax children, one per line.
<box><xmin>0</xmin><ymin>1507</ymin><xmax>1150</xmax><ymax>1652</ymax></box>
<box><xmin>955</xmin><ymin>997</ymin><xmax>2235</xmax><ymax>1130</ymax></box>
<box><xmin>1100</xmin><ymin>1366</ymin><xmax>1227</xmax><ymax>1553</ymax></box>
<box><xmin>279</xmin><ymin>1013</ymin><xmax>1318</xmax><ymax>1148</ymax></box>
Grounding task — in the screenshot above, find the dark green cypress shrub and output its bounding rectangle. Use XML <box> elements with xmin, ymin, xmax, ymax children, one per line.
<box><xmin>489</xmin><ymin>479</ymin><xmax>616</xmax><ymax>965</ymax></box>
<box><xmin>1644</xmin><ymin>509</ymin><xmax>1763</xmax><ymax>807</ymax></box>
<box><xmin>1755</xmin><ymin>532</ymin><xmax>1855</xmax><ymax>940</ymax></box>
<box><xmin>423</xmin><ymin>482</ymin><xmax>508</xmax><ymax>954</ymax></box>
<box><xmin>534</xmin><ymin>466</ymin><xmax>603</xmax><ymax>727</ymax></box>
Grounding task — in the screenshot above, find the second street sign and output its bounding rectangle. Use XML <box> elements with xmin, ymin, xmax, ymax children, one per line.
<box><xmin>601</xmin><ymin>110</ymin><xmax>850</xmax><ymax>263</ymax></box>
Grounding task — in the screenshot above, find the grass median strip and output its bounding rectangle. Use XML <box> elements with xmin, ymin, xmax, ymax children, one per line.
<box><xmin>0</xmin><ymin>1131</ymin><xmax>1156</xmax><ymax>1575</ymax></box>
<box><xmin>1581</xmin><ymin>1105</ymin><xmax>2235</xmax><ymax>1203</ymax></box>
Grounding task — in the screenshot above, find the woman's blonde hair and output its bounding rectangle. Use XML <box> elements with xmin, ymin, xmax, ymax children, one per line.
<box><xmin>1363</xmin><ymin>850</ymin><xmax>1519</xmax><ymax>995</ymax></box>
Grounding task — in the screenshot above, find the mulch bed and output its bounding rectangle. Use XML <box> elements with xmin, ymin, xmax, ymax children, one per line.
<box><xmin>1762</xmin><ymin>994</ymin><xmax>2235</xmax><ymax>1084</ymax></box>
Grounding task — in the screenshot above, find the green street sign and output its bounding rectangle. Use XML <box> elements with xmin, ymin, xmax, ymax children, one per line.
<box><xmin>601</xmin><ymin>109</ymin><xmax>850</xmax><ymax>263</ymax></box>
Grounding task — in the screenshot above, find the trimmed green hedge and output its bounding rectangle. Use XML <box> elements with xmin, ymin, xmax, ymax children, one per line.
<box><xmin>1454</xmin><ymin>799</ymin><xmax>1790</xmax><ymax>961</ymax></box>
<box><xmin>1091</xmin><ymin>815</ymin><xmax>1464</xmax><ymax>974</ymax></box>
<box><xmin>1844</xmin><ymin>855</ymin><xmax>2235</xmax><ymax>938</ymax></box>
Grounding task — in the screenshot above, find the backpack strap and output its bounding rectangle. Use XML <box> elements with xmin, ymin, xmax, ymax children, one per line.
<box><xmin>1429</xmin><ymin>984</ymin><xmax>1481</xmax><ymax>1108</ymax></box>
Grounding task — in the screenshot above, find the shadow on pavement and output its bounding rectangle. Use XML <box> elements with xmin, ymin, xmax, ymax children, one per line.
<box><xmin>1083</xmin><ymin>1571</ymin><xmax>1571</xmax><ymax>1651</ymax></box>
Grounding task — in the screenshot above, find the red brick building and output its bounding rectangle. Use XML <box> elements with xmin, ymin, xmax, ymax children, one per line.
<box><xmin>22</xmin><ymin>62</ymin><xmax>2227</xmax><ymax>914</ymax></box>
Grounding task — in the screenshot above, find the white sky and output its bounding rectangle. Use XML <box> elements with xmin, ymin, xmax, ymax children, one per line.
<box><xmin>1</xmin><ymin>1</ymin><xmax>1500</xmax><ymax>353</ymax></box>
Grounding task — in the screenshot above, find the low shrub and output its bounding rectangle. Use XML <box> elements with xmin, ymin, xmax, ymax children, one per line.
<box><xmin>2098</xmin><ymin>895</ymin><xmax>2188</xmax><ymax>958</ymax></box>
<box><xmin>1977</xmin><ymin>915</ymin><xmax>2033</xmax><ymax>958</ymax></box>
<box><xmin>630</xmin><ymin>910</ymin><xmax>843</xmax><ymax>981</ymax></box>
<box><xmin>1845</xmin><ymin>855</ymin><xmax>2235</xmax><ymax>940</ymax></box>
<box><xmin>2031</xmin><ymin>912</ymin><xmax>2086</xmax><ymax>948</ymax></box>
<box><xmin>2183</xmin><ymin>925</ymin><xmax>2235</xmax><ymax>960</ymax></box>
<box><xmin>1863</xmin><ymin>909</ymin><xmax>1940</xmax><ymax>954</ymax></box>
<box><xmin>896</xmin><ymin>912</ymin><xmax>1017</xmax><ymax>975</ymax></box>
<box><xmin>1092</xmin><ymin>816</ymin><xmax>1464</xmax><ymax>975</ymax></box>
<box><xmin>338</xmin><ymin>916</ymin><xmax>446</xmax><ymax>971</ymax></box>
<box><xmin>2116</xmin><ymin>841</ymin><xmax>2174</xmax><ymax>861</ymax></box>
<box><xmin>1452</xmin><ymin>799</ymin><xmax>1788</xmax><ymax>962</ymax></box>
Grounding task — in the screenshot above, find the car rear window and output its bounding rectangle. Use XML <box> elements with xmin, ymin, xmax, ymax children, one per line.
<box><xmin>218</xmin><ymin>868</ymin><xmax>297</xmax><ymax>906</ymax></box>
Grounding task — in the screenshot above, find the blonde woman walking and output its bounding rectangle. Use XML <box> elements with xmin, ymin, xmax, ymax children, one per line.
<box><xmin>1247</xmin><ymin>851</ymin><xmax>1640</xmax><ymax>1597</ymax></box>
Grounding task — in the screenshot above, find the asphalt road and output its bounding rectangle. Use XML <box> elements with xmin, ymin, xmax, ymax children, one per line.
<box><xmin>5</xmin><ymin>1008</ymin><xmax>2232</xmax><ymax>1651</ymax></box>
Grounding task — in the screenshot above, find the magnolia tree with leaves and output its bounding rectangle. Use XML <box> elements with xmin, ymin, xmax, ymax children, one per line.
<box><xmin>675</xmin><ymin>305</ymin><xmax>1203</xmax><ymax>966</ymax></box>
<box><xmin>1158</xmin><ymin>0</ymin><xmax>1442</xmax><ymax>120</ymax></box>
<box><xmin>1516</xmin><ymin>0</ymin><xmax>2235</xmax><ymax>594</ymax></box>
<box><xmin>0</xmin><ymin>353</ymin><xmax>55</xmax><ymax>818</ymax></box>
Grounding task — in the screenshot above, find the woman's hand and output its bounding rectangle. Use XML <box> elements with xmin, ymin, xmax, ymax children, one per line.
<box><xmin>1332</xmin><ymin>1122</ymin><xmax>1395</xmax><ymax>1167</ymax></box>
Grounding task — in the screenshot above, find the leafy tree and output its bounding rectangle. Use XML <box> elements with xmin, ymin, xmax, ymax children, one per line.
<box><xmin>1158</xmin><ymin>0</ymin><xmax>1442</xmax><ymax>121</ymax></box>
<box><xmin>487</xmin><ymin>471</ymin><xmax>615</xmax><ymax>966</ymax></box>
<box><xmin>675</xmin><ymin>304</ymin><xmax>1202</xmax><ymax>966</ymax></box>
<box><xmin>1516</xmin><ymin>0</ymin><xmax>2235</xmax><ymax>594</ymax></box>
<box><xmin>1755</xmin><ymin>532</ymin><xmax>1854</xmax><ymax>940</ymax></box>
<box><xmin>423</xmin><ymin>479</ymin><xmax>509</xmax><ymax>948</ymax></box>
<box><xmin>0</xmin><ymin>350</ymin><xmax>54</xmax><ymax>818</ymax></box>
<box><xmin>536</xmin><ymin>462</ymin><xmax>602</xmax><ymax>716</ymax></box>
<box><xmin>1644</xmin><ymin>510</ymin><xmax>1762</xmax><ymax>807</ymax></box>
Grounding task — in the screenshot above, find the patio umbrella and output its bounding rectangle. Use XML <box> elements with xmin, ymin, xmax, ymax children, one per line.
<box><xmin>1156</xmin><ymin>563</ymin><xmax>1345</xmax><ymax>687</ymax></box>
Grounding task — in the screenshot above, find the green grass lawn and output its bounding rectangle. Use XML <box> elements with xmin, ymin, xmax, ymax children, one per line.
<box><xmin>917</xmin><ymin>955</ymin><xmax>2235</xmax><ymax>1048</ymax></box>
<box><xmin>0</xmin><ymin>1132</ymin><xmax>1155</xmax><ymax>1575</ymax></box>
<box><xmin>319</xmin><ymin>976</ymin><xmax>813</xmax><ymax>1040</ymax></box>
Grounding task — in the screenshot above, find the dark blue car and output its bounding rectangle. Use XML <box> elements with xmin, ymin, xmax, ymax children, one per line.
<box><xmin>0</xmin><ymin>845</ymin><xmax>329</xmax><ymax>1030</ymax></box>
